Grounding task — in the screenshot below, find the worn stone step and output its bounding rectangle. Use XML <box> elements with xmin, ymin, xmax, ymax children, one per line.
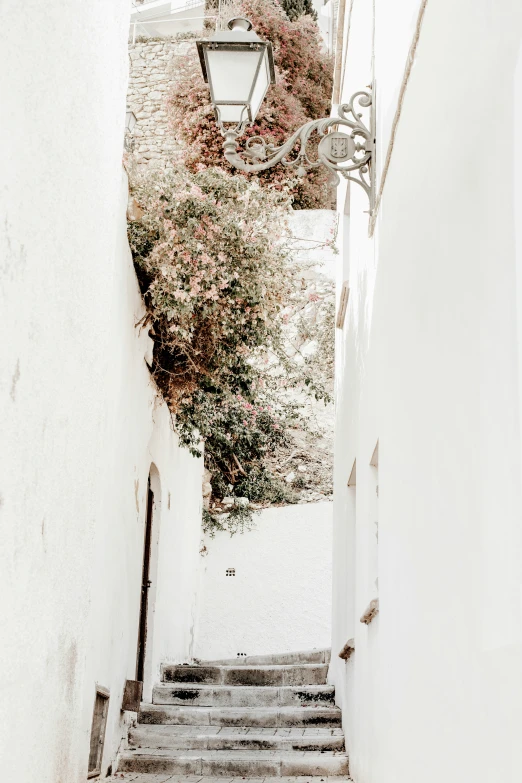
<box><xmin>129</xmin><ymin>725</ymin><xmax>345</xmax><ymax>752</ymax></box>
<box><xmin>201</xmin><ymin>649</ymin><xmax>331</xmax><ymax>666</ymax></box>
<box><xmin>110</xmin><ymin>776</ymin><xmax>348</xmax><ymax>783</ymax></box>
<box><xmin>110</xmin><ymin>777</ymin><xmax>349</xmax><ymax>783</ymax></box>
<box><xmin>118</xmin><ymin>749</ymin><xmax>349</xmax><ymax>777</ymax></box>
<box><xmin>162</xmin><ymin>664</ymin><xmax>328</xmax><ymax>687</ymax></box>
<box><xmin>139</xmin><ymin>705</ymin><xmax>342</xmax><ymax>728</ymax></box>
<box><xmin>153</xmin><ymin>684</ymin><xmax>335</xmax><ymax>708</ymax></box>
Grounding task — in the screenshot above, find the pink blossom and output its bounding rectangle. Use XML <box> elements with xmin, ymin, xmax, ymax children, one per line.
<box><xmin>190</xmin><ymin>184</ymin><xmax>204</xmax><ymax>198</ymax></box>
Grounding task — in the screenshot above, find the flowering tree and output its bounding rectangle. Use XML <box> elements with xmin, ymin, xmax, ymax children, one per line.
<box><xmin>130</xmin><ymin>166</ymin><xmax>292</xmax><ymax>408</ymax></box>
<box><xmin>167</xmin><ymin>0</ymin><xmax>334</xmax><ymax>209</ymax></box>
<box><xmin>128</xmin><ymin>165</ymin><xmax>334</xmax><ymax>533</ymax></box>
<box><xmin>129</xmin><ymin>166</ymin><xmax>308</xmax><ymax>530</ymax></box>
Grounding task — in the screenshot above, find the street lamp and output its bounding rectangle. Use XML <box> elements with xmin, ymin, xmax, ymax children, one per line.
<box><xmin>196</xmin><ymin>17</ymin><xmax>275</xmax><ymax>125</ymax></box>
<box><xmin>196</xmin><ymin>18</ymin><xmax>375</xmax><ymax>210</ymax></box>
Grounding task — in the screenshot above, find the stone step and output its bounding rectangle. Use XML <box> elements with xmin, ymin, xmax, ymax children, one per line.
<box><xmin>110</xmin><ymin>777</ymin><xmax>349</xmax><ymax>783</ymax></box>
<box><xmin>162</xmin><ymin>664</ymin><xmax>328</xmax><ymax>687</ymax></box>
<box><xmin>153</xmin><ymin>684</ymin><xmax>335</xmax><ymax>708</ymax></box>
<box><xmin>129</xmin><ymin>725</ymin><xmax>345</xmax><ymax>752</ymax></box>
<box><xmin>110</xmin><ymin>776</ymin><xmax>349</xmax><ymax>783</ymax></box>
<box><xmin>139</xmin><ymin>705</ymin><xmax>342</xmax><ymax>728</ymax></box>
<box><xmin>201</xmin><ymin>649</ymin><xmax>331</xmax><ymax>667</ymax></box>
<box><xmin>118</xmin><ymin>749</ymin><xmax>349</xmax><ymax>777</ymax></box>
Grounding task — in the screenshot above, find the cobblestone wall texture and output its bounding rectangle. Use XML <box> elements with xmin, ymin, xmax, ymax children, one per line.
<box><xmin>128</xmin><ymin>38</ymin><xmax>191</xmax><ymax>169</ymax></box>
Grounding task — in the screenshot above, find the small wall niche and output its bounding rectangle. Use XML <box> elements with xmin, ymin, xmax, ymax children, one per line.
<box><xmin>87</xmin><ymin>686</ymin><xmax>110</xmax><ymax>779</ymax></box>
<box><xmin>370</xmin><ymin>440</ymin><xmax>379</xmax><ymax>468</ymax></box>
<box><xmin>347</xmin><ymin>459</ymin><xmax>357</xmax><ymax>487</ymax></box>
<box><xmin>369</xmin><ymin>439</ymin><xmax>379</xmax><ymax>596</ymax></box>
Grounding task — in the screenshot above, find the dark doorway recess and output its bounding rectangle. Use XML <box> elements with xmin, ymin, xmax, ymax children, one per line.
<box><xmin>87</xmin><ymin>687</ymin><xmax>109</xmax><ymax>778</ymax></box>
<box><xmin>136</xmin><ymin>477</ymin><xmax>154</xmax><ymax>685</ymax></box>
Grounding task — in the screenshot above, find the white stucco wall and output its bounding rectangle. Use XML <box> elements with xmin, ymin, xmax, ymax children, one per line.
<box><xmin>82</xmin><ymin>182</ymin><xmax>204</xmax><ymax>771</ymax></box>
<box><xmin>331</xmin><ymin>2</ymin><xmax>522</xmax><ymax>783</ymax></box>
<box><xmin>194</xmin><ymin>503</ymin><xmax>332</xmax><ymax>660</ymax></box>
<box><xmin>0</xmin><ymin>4</ymin><xmax>203</xmax><ymax>780</ymax></box>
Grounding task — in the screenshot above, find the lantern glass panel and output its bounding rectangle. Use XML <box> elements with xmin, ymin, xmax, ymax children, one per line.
<box><xmin>249</xmin><ymin>49</ymin><xmax>270</xmax><ymax>121</ymax></box>
<box><xmin>207</xmin><ymin>48</ymin><xmax>262</xmax><ymax>102</ymax></box>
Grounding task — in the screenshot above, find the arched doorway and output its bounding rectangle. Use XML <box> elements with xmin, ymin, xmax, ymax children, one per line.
<box><xmin>136</xmin><ymin>475</ymin><xmax>153</xmax><ymax>684</ymax></box>
<box><xmin>136</xmin><ymin>464</ymin><xmax>161</xmax><ymax>697</ymax></box>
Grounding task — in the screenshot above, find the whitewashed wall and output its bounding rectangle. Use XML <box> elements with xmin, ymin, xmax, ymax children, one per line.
<box><xmin>0</xmin><ymin>4</ymin><xmax>203</xmax><ymax>780</ymax></box>
<box><xmin>331</xmin><ymin>2</ymin><xmax>522</xmax><ymax>783</ymax></box>
<box><xmin>194</xmin><ymin>503</ymin><xmax>332</xmax><ymax>660</ymax></box>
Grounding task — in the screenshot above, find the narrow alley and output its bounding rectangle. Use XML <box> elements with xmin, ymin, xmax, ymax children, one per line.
<box><xmin>2</xmin><ymin>1</ymin><xmax>522</xmax><ymax>783</ymax></box>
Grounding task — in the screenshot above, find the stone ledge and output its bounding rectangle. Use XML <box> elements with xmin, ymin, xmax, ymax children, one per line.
<box><xmin>360</xmin><ymin>598</ymin><xmax>379</xmax><ymax>626</ymax></box>
<box><xmin>338</xmin><ymin>638</ymin><xmax>354</xmax><ymax>660</ymax></box>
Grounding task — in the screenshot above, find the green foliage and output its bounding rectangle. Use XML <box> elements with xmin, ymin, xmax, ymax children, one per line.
<box><xmin>203</xmin><ymin>505</ymin><xmax>255</xmax><ymax>538</ymax></box>
<box><xmin>235</xmin><ymin>465</ymin><xmax>296</xmax><ymax>504</ymax></box>
<box><xmin>278</xmin><ymin>0</ymin><xmax>317</xmax><ymax>21</ymax></box>
<box><xmin>199</xmin><ymin>392</ymin><xmax>298</xmax><ymax>536</ymax></box>
<box><xmin>129</xmin><ymin>166</ymin><xmax>294</xmax><ymax>415</ymax></box>
<box><xmin>128</xmin><ymin>164</ymin><xmax>332</xmax><ymax>533</ymax></box>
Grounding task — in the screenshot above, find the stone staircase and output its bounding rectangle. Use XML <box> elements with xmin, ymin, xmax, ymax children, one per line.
<box><xmin>118</xmin><ymin>649</ymin><xmax>349</xmax><ymax>778</ymax></box>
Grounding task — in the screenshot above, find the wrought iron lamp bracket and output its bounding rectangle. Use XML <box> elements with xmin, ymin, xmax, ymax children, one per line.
<box><xmin>218</xmin><ymin>90</ymin><xmax>375</xmax><ymax>211</ymax></box>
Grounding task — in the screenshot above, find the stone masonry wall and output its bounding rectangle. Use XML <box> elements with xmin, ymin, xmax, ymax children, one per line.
<box><xmin>128</xmin><ymin>38</ymin><xmax>192</xmax><ymax>169</ymax></box>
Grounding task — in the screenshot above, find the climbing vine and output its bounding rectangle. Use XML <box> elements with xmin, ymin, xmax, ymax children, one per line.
<box><xmin>128</xmin><ymin>165</ymin><xmax>334</xmax><ymax>534</ymax></box>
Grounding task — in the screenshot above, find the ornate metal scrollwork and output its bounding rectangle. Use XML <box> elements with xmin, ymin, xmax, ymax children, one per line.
<box><xmin>219</xmin><ymin>90</ymin><xmax>374</xmax><ymax>210</ymax></box>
